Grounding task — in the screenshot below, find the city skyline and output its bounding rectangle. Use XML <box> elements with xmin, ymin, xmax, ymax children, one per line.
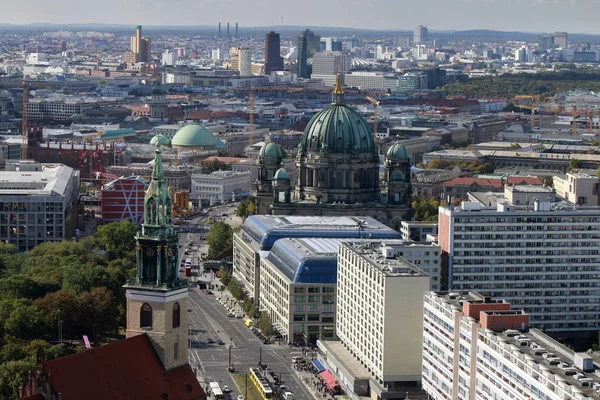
<box><xmin>0</xmin><ymin>0</ymin><xmax>597</xmax><ymax>34</ymax></box>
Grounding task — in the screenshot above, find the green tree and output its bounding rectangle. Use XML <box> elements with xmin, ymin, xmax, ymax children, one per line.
<box><xmin>4</xmin><ymin>301</ymin><xmax>45</xmax><ymax>339</ymax></box>
<box><xmin>568</xmin><ymin>159</ymin><xmax>582</xmax><ymax>172</ymax></box>
<box><xmin>62</xmin><ymin>263</ymin><xmax>111</xmax><ymax>295</ymax></box>
<box><xmin>246</xmin><ymin>200</ymin><xmax>256</xmax><ymax>216</ymax></box>
<box><xmin>543</xmin><ymin>176</ymin><xmax>554</xmax><ymax>187</ymax></box>
<box><xmin>228</xmin><ymin>279</ymin><xmax>245</xmax><ymax>300</ymax></box>
<box><xmin>0</xmin><ymin>360</ymin><xmax>34</xmax><ymax>400</ymax></box>
<box><xmin>92</xmin><ymin>220</ymin><xmax>138</xmax><ymax>257</ymax></box>
<box><xmin>236</xmin><ymin>202</ymin><xmax>248</xmax><ymax>218</ymax></box>
<box><xmin>258</xmin><ymin>312</ymin><xmax>273</xmax><ymax>338</ymax></box>
<box><xmin>34</xmin><ymin>290</ymin><xmax>79</xmax><ymax>340</ymax></box>
<box><xmin>218</xmin><ymin>267</ymin><xmax>231</xmax><ymax>286</ymax></box>
<box><xmin>79</xmin><ymin>287</ymin><xmax>119</xmax><ymax>343</ymax></box>
<box><xmin>206</xmin><ymin>221</ymin><xmax>233</xmax><ymax>260</ymax></box>
<box><xmin>411</xmin><ymin>196</ymin><xmax>441</xmax><ymax>222</ymax></box>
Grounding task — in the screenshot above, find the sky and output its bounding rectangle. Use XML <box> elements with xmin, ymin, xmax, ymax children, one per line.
<box><xmin>1</xmin><ymin>0</ymin><xmax>599</xmax><ymax>34</ymax></box>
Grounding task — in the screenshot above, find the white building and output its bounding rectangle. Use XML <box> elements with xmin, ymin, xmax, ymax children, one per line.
<box><xmin>400</xmin><ymin>221</ymin><xmax>438</xmax><ymax>242</ymax></box>
<box><xmin>191</xmin><ymin>170</ymin><xmax>250</xmax><ymax>203</ymax></box>
<box><xmin>259</xmin><ymin>238</ymin><xmax>339</xmax><ymax>345</ymax></box>
<box><xmin>26</xmin><ymin>52</ymin><xmax>48</xmax><ymax>65</ymax></box>
<box><xmin>335</xmin><ymin>241</ymin><xmax>430</xmax><ymax>398</ymax></box>
<box><xmin>423</xmin><ymin>291</ymin><xmax>600</xmax><ymax>400</ymax></box>
<box><xmin>344</xmin><ymin>72</ymin><xmax>398</xmax><ymax>91</ymax></box>
<box><xmin>438</xmin><ymin>188</ymin><xmax>600</xmax><ymax>333</ymax></box>
<box><xmin>553</xmin><ymin>172</ymin><xmax>600</xmax><ymax>206</ymax></box>
<box><xmin>0</xmin><ymin>161</ymin><xmax>80</xmax><ymax>251</ymax></box>
<box><xmin>238</xmin><ymin>48</ymin><xmax>252</xmax><ymax>77</ymax></box>
<box><xmin>311</xmin><ymin>51</ymin><xmax>352</xmax><ymax>86</ymax></box>
<box><xmin>414</xmin><ymin>25</ymin><xmax>428</xmax><ymax>44</ymax></box>
<box><xmin>161</xmin><ymin>50</ymin><xmax>178</xmax><ymax>66</ymax></box>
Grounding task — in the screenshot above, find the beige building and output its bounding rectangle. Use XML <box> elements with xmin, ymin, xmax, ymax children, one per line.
<box><xmin>554</xmin><ymin>172</ymin><xmax>600</xmax><ymax>206</ymax></box>
<box><xmin>259</xmin><ymin>238</ymin><xmax>339</xmax><ymax>345</ymax></box>
<box><xmin>126</xmin><ymin>25</ymin><xmax>151</xmax><ymax>63</ymax></box>
<box><xmin>334</xmin><ymin>241</ymin><xmax>430</xmax><ymax>399</ymax></box>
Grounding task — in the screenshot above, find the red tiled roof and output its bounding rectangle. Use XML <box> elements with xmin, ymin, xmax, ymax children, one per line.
<box><xmin>445</xmin><ymin>177</ymin><xmax>503</xmax><ymax>188</ymax></box>
<box><xmin>43</xmin><ymin>334</ymin><xmax>205</xmax><ymax>400</ymax></box>
<box><xmin>507</xmin><ymin>176</ymin><xmax>543</xmax><ymax>185</ymax></box>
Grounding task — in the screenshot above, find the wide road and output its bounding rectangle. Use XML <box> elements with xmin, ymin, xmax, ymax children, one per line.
<box><xmin>187</xmin><ymin>287</ymin><xmax>314</xmax><ymax>400</ymax></box>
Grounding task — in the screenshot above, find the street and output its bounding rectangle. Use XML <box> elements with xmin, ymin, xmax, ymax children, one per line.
<box><xmin>179</xmin><ymin>203</ymin><xmax>315</xmax><ymax>399</ymax></box>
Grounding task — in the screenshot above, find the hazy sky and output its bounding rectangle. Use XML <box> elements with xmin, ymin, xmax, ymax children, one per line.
<box><xmin>1</xmin><ymin>0</ymin><xmax>598</xmax><ymax>34</ymax></box>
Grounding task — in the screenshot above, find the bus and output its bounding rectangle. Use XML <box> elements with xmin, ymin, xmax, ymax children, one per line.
<box><xmin>249</xmin><ymin>367</ymin><xmax>273</xmax><ymax>400</ymax></box>
<box><xmin>209</xmin><ymin>382</ymin><xmax>224</xmax><ymax>399</ymax></box>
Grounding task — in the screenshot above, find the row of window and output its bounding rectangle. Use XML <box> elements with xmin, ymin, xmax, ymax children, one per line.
<box><xmin>140</xmin><ymin>302</ymin><xmax>180</xmax><ymax>329</ymax></box>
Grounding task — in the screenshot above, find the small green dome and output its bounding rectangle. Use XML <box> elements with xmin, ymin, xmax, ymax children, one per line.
<box><xmin>300</xmin><ymin>103</ymin><xmax>374</xmax><ymax>154</ymax></box>
<box><xmin>386</xmin><ymin>143</ymin><xmax>410</xmax><ymax>161</ymax></box>
<box><xmin>171</xmin><ymin>124</ymin><xmax>216</xmax><ymax>148</ymax></box>
<box><xmin>274</xmin><ymin>168</ymin><xmax>290</xmax><ymax>181</ymax></box>
<box><xmin>150</xmin><ymin>134</ymin><xmax>171</xmax><ymax>147</ymax></box>
<box><xmin>260</xmin><ymin>142</ymin><xmax>282</xmax><ymax>159</ymax></box>
<box><xmin>390</xmin><ymin>169</ymin><xmax>406</xmax><ymax>181</ymax></box>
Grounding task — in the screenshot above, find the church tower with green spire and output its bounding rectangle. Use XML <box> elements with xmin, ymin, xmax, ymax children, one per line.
<box><xmin>125</xmin><ymin>134</ymin><xmax>189</xmax><ymax>371</ymax></box>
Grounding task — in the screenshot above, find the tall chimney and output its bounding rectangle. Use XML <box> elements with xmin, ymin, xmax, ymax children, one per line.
<box><xmin>218</xmin><ymin>23</ymin><xmax>221</xmax><ymax>37</ymax></box>
<box><xmin>227</xmin><ymin>23</ymin><xmax>230</xmax><ymax>37</ymax></box>
<box><xmin>235</xmin><ymin>23</ymin><xmax>239</xmax><ymax>37</ymax></box>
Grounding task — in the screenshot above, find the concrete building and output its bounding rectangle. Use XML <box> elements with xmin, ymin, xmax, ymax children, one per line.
<box><xmin>399</xmin><ymin>73</ymin><xmax>428</xmax><ymax>91</ymax></box>
<box><xmin>438</xmin><ymin>186</ymin><xmax>600</xmax><ymax>336</ymax></box>
<box><xmin>259</xmin><ymin>238</ymin><xmax>340</xmax><ymax>345</ymax></box>
<box><xmin>231</xmin><ymin>47</ymin><xmax>252</xmax><ymax>76</ymax></box>
<box><xmin>100</xmin><ymin>176</ymin><xmax>149</xmax><ymax>225</ymax></box>
<box><xmin>161</xmin><ymin>50</ymin><xmax>178</xmax><ymax>66</ymax></box>
<box><xmin>554</xmin><ymin>31</ymin><xmax>568</xmax><ymax>48</ymax></box>
<box><xmin>264</xmin><ymin>31</ymin><xmax>284</xmax><ymax>75</ymax></box>
<box><xmin>554</xmin><ymin>172</ymin><xmax>600</xmax><ymax>206</ymax></box>
<box><xmin>311</xmin><ymin>52</ymin><xmax>352</xmax><ymax>86</ymax></box>
<box><xmin>297</xmin><ymin>29</ymin><xmax>321</xmax><ymax>79</ymax></box>
<box><xmin>125</xmin><ymin>25</ymin><xmax>151</xmax><ymax>63</ymax></box>
<box><xmin>423</xmin><ymin>291</ymin><xmax>600</xmax><ymax>400</ymax></box>
<box><xmin>335</xmin><ymin>241</ymin><xmax>430</xmax><ymax>398</ymax></box>
<box><xmin>191</xmin><ymin>170</ymin><xmax>251</xmax><ymax>203</ymax></box>
<box><xmin>232</xmin><ymin>215</ymin><xmax>401</xmax><ymax>305</ymax></box>
<box><xmin>400</xmin><ymin>221</ymin><xmax>438</xmax><ymax>242</ymax></box>
<box><xmin>0</xmin><ymin>161</ymin><xmax>79</xmax><ymax>251</ymax></box>
<box><xmin>27</xmin><ymin>99</ymin><xmax>88</xmax><ymax>121</ymax></box>
<box><xmin>344</xmin><ymin>72</ymin><xmax>398</xmax><ymax>91</ymax></box>
<box><xmin>414</xmin><ymin>25</ymin><xmax>428</xmax><ymax>44</ymax></box>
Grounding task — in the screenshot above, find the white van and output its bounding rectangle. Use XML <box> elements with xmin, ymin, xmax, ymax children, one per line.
<box><xmin>291</xmin><ymin>356</ymin><xmax>302</xmax><ymax>364</ymax></box>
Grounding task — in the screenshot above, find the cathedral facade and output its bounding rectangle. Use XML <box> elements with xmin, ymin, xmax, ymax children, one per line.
<box><xmin>255</xmin><ymin>77</ymin><xmax>411</xmax><ymax>230</ymax></box>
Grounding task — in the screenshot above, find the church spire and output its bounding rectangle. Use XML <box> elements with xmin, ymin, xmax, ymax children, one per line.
<box><xmin>332</xmin><ymin>64</ymin><xmax>344</xmax><ymax>104</ymax></box>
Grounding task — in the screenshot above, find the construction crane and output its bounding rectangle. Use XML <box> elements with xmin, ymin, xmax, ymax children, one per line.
<box><xmin>517</xmin><ymin>102</ymin><xmax>537</xmax><ymax>130</ymax></box>
<box><xmin>249</xmin><ymin>87</ymin><xmax>255</xmax><ymax>145</ymax></box>
<box><xmin>366</xmin><ymin>96</ymin><xmax>380</xmax><ymax>142</ymax></box>
<box><xmin>21</xmin><ymin>81</ymin><xmax>28</xmax><ymax>160</ymax></box>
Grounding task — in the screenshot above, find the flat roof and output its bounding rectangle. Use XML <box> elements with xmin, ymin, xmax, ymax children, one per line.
<box><xmin>0</xmin><ymin>163</ymin><xmax>76</xmax><ymax>196</ymax></box>
<box><xmin>342</xmin><ymin>241</ymin><xmax>430</xmax><ymax>278</ymax></box>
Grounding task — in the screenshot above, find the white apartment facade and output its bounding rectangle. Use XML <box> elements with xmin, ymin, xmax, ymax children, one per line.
<box><xmin>423</xmin><ymin>291</ymin><xmax>600</xmax><ymax>400</ymax></box>
<box><xmin>554</xmin><ymin>172</ymin><xmax>600</xmax><ymax>206</ymax></box>
<box><xmin>191</xmin><ymin>170</ymin><xmax>250</xmax><ymax>203</ymax></box>
<box><xmin>337</xmin><ymin>241</ymin><xmax>430</xmax><ymax>388</ymax></box>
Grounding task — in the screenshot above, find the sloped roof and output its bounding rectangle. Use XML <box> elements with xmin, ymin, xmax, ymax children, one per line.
<box><xmin>445</xmin><ymin>176</ymin><xmax>503</xmax><ymax>188</ymax></box>
<box><xmin>43</xmin><ymin>334</ymin><xmax>205</xmax><ymax>400</ymax></box>
<box><xmin>507</xmin><ymin>176</ymin><xmax>543</xmax><ymax>185</ymax></box>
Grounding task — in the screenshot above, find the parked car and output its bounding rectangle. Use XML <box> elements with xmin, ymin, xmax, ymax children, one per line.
<box><xmin>223</xmin><ymin>385</ymin><xmax>230</xmax><ymax>392</ymax></box>
<box><xmin>227</xmin><ymin>312</ymin><xmax>235</xmax><ymax>317</ymax></box>
<box><xmin>217</xmin><ymin>339</ymin><xmax>225</xmax><ymax>345</ymax></box>
<box><xmin>206</xmin><ymin>290</ymin><xmax>213</xmax><ymax>295</ymax></box>
<box><xmin>207</xmin><ymin>338</ymin><xmax>215</xmax><ymax>344</ymax></box>
<box><xmin>235</xmin><ymin>313</ymin><xmax>243</xmax><ymax>318</ymax></box>
<box><xmin>237</xmin><ymin>396</ymin><xmax>244</xmax><ymax>400</ymax></box>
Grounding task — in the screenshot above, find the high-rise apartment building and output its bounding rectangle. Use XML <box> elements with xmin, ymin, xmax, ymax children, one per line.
<box><xmin>264</xmin><ymin>31</ymin><xmax>284</xmax><ymax>75</ymax></box>
<box><xmin>125</xmin><ymin>25</ymin><xmax>151</xmax><ymax>63</ymax></box>
<box><xmin>336</xmin><ymin>241</ymin><xmax>429</xmax><ymax>397</ymax></box>
<box><xmin>297</xmin><ymin>29</ymin><xmax>321</xmax><ymax>79</ymax></box>
<box><xmin>554</xmin><ymin>31</ymin><xmax>568</xmax><ymax>48</ymax></box>
<box><xmin>423</xmin><ymin>291</ymin><xmax>599</xmax><ymax>400</ymax></box>
<box><xmin>438</xmin><ymin>185</ymin><xmax>600</xmax><ymax>334</ymax></box>
<box><xmin>231</xmin><ymin>47</ymin><xmax>252</xmax><ymax>76</ymax></box>
<box><xmin>414</xmin><ymin>25</ymin><xmax>428</xmax><ymax>44</ymax></box>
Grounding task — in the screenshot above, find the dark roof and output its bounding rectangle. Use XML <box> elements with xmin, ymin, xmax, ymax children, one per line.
<box><xmin>22</xmin><ymin>395</ymin><xmax>45</xmax><ymax>400</ymax></box>
<box><xmin>43</xmin><ymin>334</ymin><xmax>205</xmax><ymax>400</ymax></box>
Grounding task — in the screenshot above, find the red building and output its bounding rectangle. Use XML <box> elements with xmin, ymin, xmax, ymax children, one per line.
<box><xmin>100</xmin><ymin>176</ymin><xmax>148</xmax><ymax>224</ymax></box>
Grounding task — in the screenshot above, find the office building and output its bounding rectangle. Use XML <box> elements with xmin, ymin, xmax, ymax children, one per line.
<box><xmin>399</xmin><ymin>72</ymin><xmax>428</xmax><ymax>91</ymax></box>
<box><xmin>125</xmin><ymin>25</ymin><xmax>151</xmax><ymax>63</ymax></box>
<box><xmin>161</xmin><ymin>50</ymin><xmax>177</xmax><ymax>66</ymax></box>
<box><xmin>100</xmin><ymin>176</ymin><xmax>149</xmax><ymax>225</ymax></box>
<box><xmin>414</xmin><ymin>25</ymin><xmax>428</xmax><ymax>44</ymax></box>
<box><xmin>264</xmin><ymin>31</ymin><xmax>284</xmax><ymax>75</ymax></box>
<box><xmin>335</xmin><ymin>241</ymin><xmax>430</xmax><ymax>398</ymax></box>
<box><xmin>231</xmin><ymin>47</ymin><xmax>252</xmax><ymax>76</ymax></box>
<box><xmin>554</xmin><ymin>172</ymin><xmax>600</xmax><ymax>206</ymax></box>
<box><xmin>438</xmin><ymin>185</ymin><xmax>600</xmax><ymax>335</ymax></box>
<box><xmin>344</xmin><ymin>72</ymin><xmax>398</xmax><ymax>91</ymax></box>
<box><xmin>233</xmin><ymin>215</ymin><xmax>401</xmax><ymax>304</ymax></box>
<box><xmin>259</xmin><ymin>238</ymin><xmax>340</xmax><ymax>346</ymax></box>
<box><xmin>311</xmin><ymin>51</ymin><xmax>352</xmax><ymax>85</ymax></box>
<box><xmin>423</xmin><ymin>291</ymin><xmax>600</xmax><ymax>400</ymax></box>
<box><xmin>0</xmin><ymin>161</ymin><xmax>79</xmax><ymax>252</ymax></box>
<box><xmin>400</xmin><ymin>221</ymin><xmax>438</xmax><ymax>242</ymax></box>
<box><xmin>297</xmin><ymin>29</ymin><xmax>321</xmax><ymax>79</ymax></box>
<box><xmin>554</xmin><ymin>31</ymin><xmax>568</xmax><ymax>48</ymax></box>
<box><xmin>191</xmin><ymin>170</ymin><xmax>251</xmax><ymax>203</ymax></box>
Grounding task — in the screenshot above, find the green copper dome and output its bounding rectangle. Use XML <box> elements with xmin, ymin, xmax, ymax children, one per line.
<box><xmin>390</xmin><ymin>169</ymin><xmax>406</xmax><ymax>181</ymax></box>
<box><xmin>150</xmin><ymin>134</ymin><xmax>171</xmax><ymax>147</ymax></box>
<box><xmin>300</xmin><ymin>103</ymin><xmax>374</xmax><ymax>154</ymax></box>
<box><xmin>386</xmin><ymin>142</ymin><xmax>410</xmax><ymax>160</ymax></box>
<box><xmin>171</xmin><ymin>124</ymin><xmax>216</xmax><ymax>148</ymax></box>
<box><xmin>273</xmin><ymin>167</ymin><xmax>290</xmax><ymax>181</ymax></box>
<box><xmin>259</xmin><ymin>142</ymin><xmax>282</xmax><ymax>159</ymax></box>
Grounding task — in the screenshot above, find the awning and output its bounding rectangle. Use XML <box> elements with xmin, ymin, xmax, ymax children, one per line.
<box><xmin>319</xmin><ymin>370</ymin><xmax>340</xmax><ymax>390</ymax></box>
<box><xmin>312</xmin><ymin>359</ymin><xmax>326</xmax><ymax>373</ymax></box>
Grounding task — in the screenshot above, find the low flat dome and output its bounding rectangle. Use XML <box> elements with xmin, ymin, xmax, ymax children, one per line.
<box><xmin>260</xmin><ymin>142</ymin><xmax>282</xmax><ymax>159</ymax></box>
<box><xmin>386</xmin><ymin>142</ymin><xmax>410</xmax><ymax>160</ymax></box>
<box><xmin>149</xmin><ymin>134</ymin><xmax>171</xmax><ymax>147</ymax></box>
<box><xmin>300</xmin><ymin>103</ymin><xmax>375</xmax><ymax>155</ymax></box>
<box><xmin>274</xmin><ymin>168</ymin><xmax>290</xmax><ymax>181</ymax></box>
<box><xmin>171</xmin><ymin>124</ymin><xmax>216</xmax><ymax>148</ymax></box>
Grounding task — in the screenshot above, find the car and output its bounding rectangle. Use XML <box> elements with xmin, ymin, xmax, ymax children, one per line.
<box><xmin>237</xmin><ymin>396</ymin><xmax>244</xmax><ymax>400</ymax></box>
<box><xmin>222</xmin><ymin>213</ymin><xmax>228</xmax><ymax>217</ymax></box>
<box><xmin>217</xmin><ymin>339</ymin><xmax>225</xmax><ymax>345</ymax></box>
<box><xmin>206</xmin><ymin>290</ymin><xmax>213</xmax><ymax>295</ymax></box>
<box><xmin>222</xmin><ymin>385</ymin><xmax>230</xmax><ymax>393</ymax></box>
<box><xmin>235</xmin><ymin>313</ymin><xmax>243</xmax><ymax>318</ymax></box>
<box><xmin>207</xmin><ymin>338</ymin><xmax>215</xmax><ymax>344</ymax></box>
<box><xmin>263</xmin><ymin>339</ymin><xmax>270</xmax><ymax>344</ymax></box>
<box><xmin>227</xmin><ymin>312</ymin><xmax>235</xmax><ymax>317</ymax></box>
